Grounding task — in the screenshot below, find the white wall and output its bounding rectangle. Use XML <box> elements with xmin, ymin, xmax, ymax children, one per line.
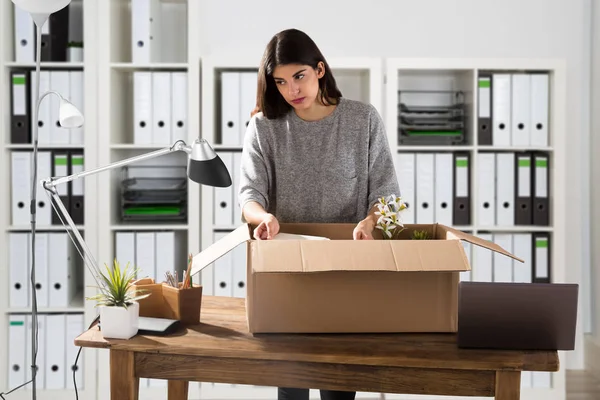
<box><xmin>196</xmin><ymin>0</ymin><xmax>591</xmax><ymax>369</ymax></box>
<box><xmin>591</xmin><ymin>1</ymin><xmax>600</xmax><ymax>341</ymax></box>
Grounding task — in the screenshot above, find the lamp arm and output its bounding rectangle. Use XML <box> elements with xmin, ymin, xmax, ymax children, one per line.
<box><xmin>40</xmin><ymin>140</ymin><xmax>192</xmax><ymax>286</ymax></box>
<box><xmin>47</xmin><ymin>140</ymin><xmax>191</xmax><ymax>188</ymax></box>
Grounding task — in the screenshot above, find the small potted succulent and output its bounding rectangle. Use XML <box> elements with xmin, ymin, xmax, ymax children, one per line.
<box><xmin>86</xmin><ymin>259</ymin><xmax>150</xmax><ymax>339</ymax></box>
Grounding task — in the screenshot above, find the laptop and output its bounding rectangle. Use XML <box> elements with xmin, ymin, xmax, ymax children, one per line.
<box><xmin>457</xmin><ymin>281</ymin><xmax>579</xmax><ymax>350</ymax></box>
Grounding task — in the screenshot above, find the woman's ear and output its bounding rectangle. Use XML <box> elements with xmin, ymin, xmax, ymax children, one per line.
<box><xmin>316</xmin><ymin>61</ymin><xmax>325</xmax><ymax>79</ymax></box>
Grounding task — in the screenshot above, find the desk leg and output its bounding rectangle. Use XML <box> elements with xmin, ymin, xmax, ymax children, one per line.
<box><xmin>495</xmin><ymin>371</ymin><xmax>521</xmax><ymax>400</ymax></box>
<box><xmin>168</xmin><ymin>380</ymin><xmax>189</xmax><ymax>400</ymax></box>
<box><xmin>110</xmin><ymin>350</ymin><xmax>139</xmax><ymax>400</ymax></box>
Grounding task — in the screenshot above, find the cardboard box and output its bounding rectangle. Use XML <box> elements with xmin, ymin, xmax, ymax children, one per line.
<box><xmin>192</xmin><ymin>223</ymin><xmax>521</xmax><ymax>334</ymax></box>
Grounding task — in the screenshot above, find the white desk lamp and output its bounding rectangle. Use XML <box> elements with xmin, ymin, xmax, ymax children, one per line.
<box><xmin>7</xmin><ymin>1</ymin><xmax>81</xmax><ymax>399</ymax></box>
<box><xmin>42</xmin><ymin>139</ymin><xmax>232</xmax><ymax>292</ymax></box>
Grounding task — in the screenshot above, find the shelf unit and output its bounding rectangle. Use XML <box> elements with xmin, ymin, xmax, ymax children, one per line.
<box><xmin>0</xmin><ymin>0</ymin><xmax>99</xmax><ymax>399</ymax></box>
<box><xmin>385</xmin><ymin>58</ymin><xmax>567</xmax><ymax>400</ymax></box>
<box><xmin>0</xmin><ymin>1</ymin><xmax>575</xmax><ymax>399</ymax></box>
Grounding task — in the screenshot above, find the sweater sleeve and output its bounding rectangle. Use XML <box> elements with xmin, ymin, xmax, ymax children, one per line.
<box><xmin>367</xmin><ymin>105</ymin><xmax>401</xmax><ymax>210</ymax></box>
<box><xmin>238</xmin><ymin>116</ymin><xmax>270</xmax><ymax>215</ymax></box>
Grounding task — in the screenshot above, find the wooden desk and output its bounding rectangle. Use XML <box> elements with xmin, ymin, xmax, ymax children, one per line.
<box><xmin>75</xmin><ymin>296</ymin><xmax>559</xmax><ymax>400</ymax></box>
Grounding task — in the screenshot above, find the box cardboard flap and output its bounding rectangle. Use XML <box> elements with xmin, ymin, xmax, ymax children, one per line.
<box><xmin>191</xmin><ymin>225</ymin><xmax>251</xmax><ymax>276</ymax></box>
<box><xmin>442</xmin><ymin>225</ymin><xmax>524</xmax><ymax>263</ymax></box>
<box><xmin>252</xmin><ymin>239</ymin><xmax>470</xmax><ymax>273</ymax></box>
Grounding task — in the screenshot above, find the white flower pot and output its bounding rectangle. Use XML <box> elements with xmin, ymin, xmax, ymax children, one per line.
<box><xmin>68</xmin><ymin>47</ymin><xmax>83</xmax><ymax>62</ymax></box>
<box><xmin>99</xmin><ymin>302</ymin><xmax>139</xmax><ymax>340</ymax></box>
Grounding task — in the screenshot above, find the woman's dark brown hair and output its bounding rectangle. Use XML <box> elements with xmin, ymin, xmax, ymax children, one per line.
<box><xmin>255</xmin><ymin>29</ymin><xmax>342</xmax><ymax>119</ymax></box>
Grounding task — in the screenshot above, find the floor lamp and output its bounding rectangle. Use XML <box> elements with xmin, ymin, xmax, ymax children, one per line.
<box><xmin>6</xmin><ymin>1</ymin><xmax>81</xmax><ymax>399</ymax></box>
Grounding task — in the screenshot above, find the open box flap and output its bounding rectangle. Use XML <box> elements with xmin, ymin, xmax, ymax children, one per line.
<box><xmin>441</xmin><ymin>225</ymin><xmax>524</xmax><ymax>263</ymax></box>
<box><xmin>252</xmin><ymin>239</ymin><xmax>471</xmax><ymax>273</ymax></box>
<box><xmin>191</xmin><ymin>224</ymin><xmax>252</xmax><ymax>276</ymax></box>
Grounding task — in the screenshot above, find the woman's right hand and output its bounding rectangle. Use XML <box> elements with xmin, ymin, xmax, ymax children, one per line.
<box><xmin>253</xmin><ymin>213</ymin><xmax>280</xmax><ymax>240</ymax></box>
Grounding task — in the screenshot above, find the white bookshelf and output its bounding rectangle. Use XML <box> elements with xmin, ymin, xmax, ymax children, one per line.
<box><xmin>0</xmin><ymin>0</ymin><xmax>99</xmax><ymax>398</ymax></box>
<box><xmin>0</xmin><ymin>1</ymin><xmax>576</xmax><ymax>399</ymax></box>
<box><xmin>384</xmin><ymin>58</ymin><xmax>568</xmax><ymax>400</ymax></box>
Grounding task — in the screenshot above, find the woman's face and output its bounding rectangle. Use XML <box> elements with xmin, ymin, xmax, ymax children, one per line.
<box><xmin>272</xmin><ymin>62</ymin><xmax>325</xmax><ymax>111</ymax></box>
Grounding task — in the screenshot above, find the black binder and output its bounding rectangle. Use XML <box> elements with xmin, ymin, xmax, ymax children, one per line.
<box><xmin>452</xmin><ymin>152</ymin><xmax>471</xmax><ymax>225</ymax></box>
<box><xmin>532</xmin><ymin>153</ymin><xmax>549</xmax><ymax>226</ymax></box>
<box><xmin>532</xmin><ymin>232</ymin><xmax>551</xmax><ymax>283</ymax></box>
<box><xmin>39</xmin><ymin>5</ymin><xmax>70</xmax><ymax>62</ymax></box>
<box><xmin>51</xmin><ymin>151</ymin><xmax>71</xmax><ymax>225</ymax></box>
<box><xmin>10</xmin><ymin>70</ymin><xmax>31</xmax><ymax>144</ymax></box>
<box><xmin>69</xmin><ymin>150</ymin><xmax>85</xmax><ymax>225</ymax></box>
<box><xmin>477</xmin><ymin>71</ymin><xmax>493</xmax><ymax>145</ymax></box>
<box><xmin>514</xmin><ymin>152</ymin><xmax>533</xmax><ymax>225</ymax></box>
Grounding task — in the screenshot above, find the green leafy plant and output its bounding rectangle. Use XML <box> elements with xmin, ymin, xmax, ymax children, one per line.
<box><xmin>375</xmin><ymin>194</ymin><xmax>408</xmax><ymax>239</ymax></box>
<box><xmin>86</xmin><ymin>259</ymin><xmax>150</xmax><ymax>308</ymax></box>
<box><xmin>411</xmin><ymin>230</ymin><xmax>431</xmax><ymax>240</ymax></box>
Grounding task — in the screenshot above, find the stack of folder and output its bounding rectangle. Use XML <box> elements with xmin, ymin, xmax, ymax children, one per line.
<box><xmin>120</xmin><ymin>167</ymin><xmax>187</xmax><ymax>222</ymax></box>
<box><xmin>398</xmin><ymin>90</ymin><xmax>467</xmax><ymax>145</ymax></box>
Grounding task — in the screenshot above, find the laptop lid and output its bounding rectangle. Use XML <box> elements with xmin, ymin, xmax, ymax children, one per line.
<box><xmin>457</xmin><ymin>281</ymin><xmax>578</xmax><ymax>350</ymax></box>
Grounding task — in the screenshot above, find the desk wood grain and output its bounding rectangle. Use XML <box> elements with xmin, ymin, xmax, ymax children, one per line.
<box><xmin>76</xmin><ymin>296</ymin><xmax>559</xmax><ymax>400</ymax></box>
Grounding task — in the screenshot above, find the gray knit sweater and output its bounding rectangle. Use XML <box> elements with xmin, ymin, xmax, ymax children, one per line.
<box><xmin>237</xmin><ymin>97</ymin><xmax>400</xmax><ymax>223</ymax></box>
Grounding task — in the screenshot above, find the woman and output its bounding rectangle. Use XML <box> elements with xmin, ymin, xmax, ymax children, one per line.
<box><xmin>237</xmin><ymin>28</ymin><xmax>400</xmax><ymax>400</ymax></box>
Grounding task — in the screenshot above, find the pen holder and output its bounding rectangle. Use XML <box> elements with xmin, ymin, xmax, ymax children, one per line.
<box><xmin>130</xmin><ymin>278</ymin><xmax>203</xmax><ymax>325</ymax></box>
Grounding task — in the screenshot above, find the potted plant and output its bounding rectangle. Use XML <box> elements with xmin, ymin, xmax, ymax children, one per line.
<box><xmin>67</xmin><ymin>41</ymin><xmax>83</xmax><ymax>62</ymax></box>
<box><xmin>86</xmin><ymin>259</ymin><xmax>150</xmax><ymax>339</ymax></box>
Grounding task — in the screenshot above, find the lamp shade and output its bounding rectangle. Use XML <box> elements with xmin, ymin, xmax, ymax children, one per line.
<box><xmin>186</xmin><ymin>138</ymin><xmax>232</xmax><ymax>187</ymax></box>
<box><xmin>58</xmin><ymin>98</ymin><xmax>84</xmax><ymax>128</ymax></box>
<box><xmin>188</xmin><ymin>157</ymin><xmax>232</xmax><ymax>187</ymax></box>
<box><xmin>11</xmin><ymin>0</ymin><xmax>71</xmax><ymax>14</ymax></box>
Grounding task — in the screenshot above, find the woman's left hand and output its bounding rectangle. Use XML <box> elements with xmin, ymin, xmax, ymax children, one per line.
<box><xmin>353</xmin><ymin>217</ymin><xmax>375</xmax><ymax>240</ymax></box>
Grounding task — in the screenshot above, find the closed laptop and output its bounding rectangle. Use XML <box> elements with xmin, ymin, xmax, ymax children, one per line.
<box><xmin>457</xmin><ymin>281</ymin><xmax>578</xmax><ymax>350</ymax></box>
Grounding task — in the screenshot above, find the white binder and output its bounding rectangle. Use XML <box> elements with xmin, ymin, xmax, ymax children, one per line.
<box><xmin>434</xmin><ymin>153</ymin><xmax>453</xmax><ymax>226</ymax></box>
<box><xmin>8</xmin><ymin>315</ymin><xmax>27</xmax><ymax>389</ymax></box>
<box><xmin>221</xmin><ymin>72</ymin><xmax>241</xmax><ymax>145</ymax></box>
<box><xmin>477</xmin><ymin>153</ymin><xmax>496</xmax><ymax>226</ymax></box>
<box><xmin>171</xmin><ymin>72</ymin><xmax>187</xmax><ymax>142</ymax></box>
<box><xmin>214</xmin><ymin>152</ymin><xmax>234</xmax><ymax>226</ymax></box>
<box><xmin>14</xmin><ymin>5</ymin><xmax>34</xmax><ymax>62</ymax></box>
<box><xmin>394</xmin><ymin>152</ymin><xmax>415</xmax><ymax>224</ymax></box>
<box><xmin>115</xmin><ymin>232</ymin><xmax>136</xmax><ymax>274</ymax></box>
<box><xmin>36</xmin><ymin>151</ymin><xmax>52</xmax><ymax>226</ymax></box>
<box><xmin>50</xmin><ymin>71</ymin><xmax>71</xmax><ymax>145</ymax></box>
<box><xmin>492</xmin><ymin>234</ymin><xmax>513</xmax><ymax>282</ymax></box>
<box><xmin>66</xmin><ymin>314</ymin><xmax>84</xmax><ymax>389</ymax></box>
<box><xmin>26</xmin><ymin>315</ymin><xmax>46</xmax><ymax>389</ymax></box>
<box><xmin>133</xmin><ymin>72</ymin><xmax>153</xmax><ymax>145</ymax></box>
<box><xmin>9</xmin><ymin>233</ymin><xmax>30</xmax><ymax>307</ymax></box>
<box><xmin>131</xmin><ymin>0</ymin><xmax>162</xmax><ymax>63</ymax></box>
<box><xmin>510</xmin><ymin>74</ymin><xmax>530</xmax><ymax>147</ymax></box>
<box><xmin>136</xmin><ymin>232</ymin><xmax>156</xmax><ymax>280</ymax></box>
<box><xmin>48</xmin><ymin>233</ymin><xmax>77</xmax><ymax>307</ymax></box>
<box><xmin>239</xmin><ymin>72</ymin><xmax>258</xmax><ymax>144</ymax></box>
<box><xmin>31</xmin><ymin>70</ymin><xmax>51</xmax><ymax>145</ymax></box>
<box><xmin>492</xmin><ymin>74</ymin><xmax>511</xmax><ymax>146</ymax></box>
<box><xmin>69</xmin><ymin>71</ymin><xmax>85</xmax><ymax>145</ymax></box>
<box><xmin>45</xmin><ymin>314</ymin><xmax>66</xmax><ymax>389</ymax></box>
<box><xmin>152</xmin><ymin>72</ymin><xmax>172</xmax><ymax>145</ymax></box>
<box><xmin>34</xmin><ymin>232</ymin><xmax>49</xmax><ymax>308</ymax></box>
<box><xmin>232</xmin><ymin>243</ymin><xmax>246</xmax><ymax>298</ymax></box>
<box><xmin>530</xmin><ymin>73</ymin><xmax>549</xmax><ymax>147</ymax></box>
<box><xmin>415</xmin><ymin>153</ymin><xmax>434</xmax><ymax>224</ymax></box>
<box><xmin>11</xmin><ymin>151</ymin><xmax>31</xmax><ymax>226</ymax></box>
<box><xmin>472</xmin><ymin>233</ymin><xmax>493</xmax><ymax>282</ymax></box>
<box><xmin>512</xmin><ymin>233</ymin><xmax>533</xmax><ymax>283</ymax></box>
<box><xmin>232</xmin><ymin>152</ymin><xmax>243</xmax><ymax>223</ymax></box>
<box><xmin>495</xmin><ymin>152</ymin><xmax>515</xmax><ymax>226</ymax></box>
<box><xmin>460</xmin><ymin>241</ymin><xmax>472</xmax><ymax>282</ymax></box>
<box><xmin>155</xmin><ymin>231</ymin><xmax>175</xmax><ymax>284</ymax></box>
<box><xmin>213</xmin><ymin>232</ymin><xmax>233</xmax><ymax>297</ymax></box>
